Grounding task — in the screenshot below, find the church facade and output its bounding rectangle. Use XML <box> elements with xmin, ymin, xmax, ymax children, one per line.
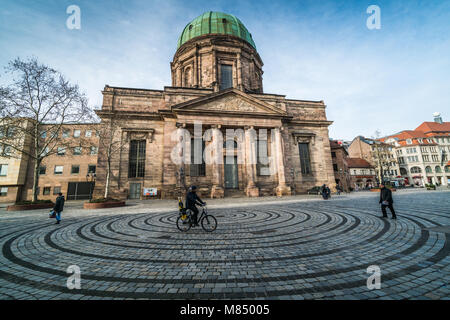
<box><xmin>93</xmin><ymin>12</ymin><xmax>336</xmax><ymax>200</ymax></box>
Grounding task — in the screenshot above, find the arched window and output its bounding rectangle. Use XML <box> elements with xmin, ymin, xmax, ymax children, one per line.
<box><xmin>425</xmin><ymin>166</ymin><xmax>432</xmax><ymax>173</ymax></box>
<box><xmin>410</xmin><ymin>167</ymin><xmax>422</xmax><ymax>174</ymax></box>
<box><xmin>184</xmin><ymin>67</ymin><xmax>192</xmax><ymax>87</ymax></box>
<box><xmin>400</xmin><ymin>167</ymin><xmax>408</xmax><ymax>176</ymax></box>
<box><xmin>435</xmin><ymin>166</ymin><xmax>442</xmax><ymax>173</ymax></box>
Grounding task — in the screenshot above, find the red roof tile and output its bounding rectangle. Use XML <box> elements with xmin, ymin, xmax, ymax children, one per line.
<box><xmin>415</xmin><ymin>121</ymin><xmax>450</xmax><ymax>133</ymax></box>
<box><xmin>346</xmin><ymin>158</ymin><xmax>374</xmax><ymax>168</ymax></box>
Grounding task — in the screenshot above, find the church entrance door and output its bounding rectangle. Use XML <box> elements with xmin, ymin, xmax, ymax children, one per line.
<box><xmin>224</xmin><ymin>156</ymin><xmax>238</xmax><ymax>189</ymax></box>
<box><xmin>129</xmin><ymin>183</ymin><xmax>141</xmax><ymax>199</ymax></box>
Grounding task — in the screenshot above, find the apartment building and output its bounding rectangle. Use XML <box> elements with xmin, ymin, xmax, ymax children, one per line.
<box><xmin>383</xmin><ymin>113</ymin><xmax>449</xmax><ymax>186</ymax></box>
<box><xmin>348</xmin><ymin>136</ymin><xmax>400</xmax><ymax>185</ymax></box>
<box><xmin>0</xmin><ymin>122</ymin><xmax>99</xmax><ymax>203</ymax></box>
<box><xmin>330</xmin><ymin>140</ymin><xmax>351</xmax><ymax>192</ymax></box>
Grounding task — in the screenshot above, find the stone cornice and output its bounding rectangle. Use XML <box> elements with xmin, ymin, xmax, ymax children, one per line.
<box><xmin>286</xmin><ymin>120</ymin><xmax>334</xmax><ymax>127</ymax></box>
<box><xmin>95</xmin><ymin>110</ymin><xmax>163</xmax><ymax>120</ymax></box>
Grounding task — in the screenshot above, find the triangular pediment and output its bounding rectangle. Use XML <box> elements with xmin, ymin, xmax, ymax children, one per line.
<box><xmin>171</xmin><ymin>88</ymin><xmax>287</xmax><ymax>117</ymax></box>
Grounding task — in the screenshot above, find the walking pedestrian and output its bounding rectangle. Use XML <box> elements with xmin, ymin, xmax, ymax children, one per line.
<box><xmin>53</xmin><ymin>192</ymin><xmax>65</xmax><ymax>224</ymax></box>
<box><xmin>379</xmin><ymin>183</ymin><xmax>397</xmax><ymax>219</ymax></box>
<box><xmin>326</xmin><ymin>185</ymin><xmax>331</xmax><ymax>199</ymax></box>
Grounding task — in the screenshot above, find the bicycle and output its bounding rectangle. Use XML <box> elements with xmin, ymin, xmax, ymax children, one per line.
<box><xmin>176</xmin><ymin>204</ymin><xmax>217</xmax><ymax>232</ymax></box>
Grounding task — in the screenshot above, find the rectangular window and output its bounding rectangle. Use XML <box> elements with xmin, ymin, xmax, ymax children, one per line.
<box><xmin>6</xmin><ymin>127</ymin><xmax>15</xmax><ymax>137</ymax></box>
<box><xmin>257</xmin><ymin>139</ymin><xmax>270</xmax><ymax>176</ymax></box>
<box><xmin>219</xmin><ymin>64</ymin><xmax>233</xmax><ymax>90</ymax></box>
<box><xmin>298</xmin><ymin>143</ymin><xmax>312</xmax><ymax>175</ymax></box>
<box><xmin>73</xmin><ymin>129</ymin><xmax>81</xmax><ymax>138</ymax></box>
<box><xmin>128</xmin><ymin>140</ymin><xmax>146</xmax><ymax>178</ymax></box>
<box><xmin>57</xmin><ymin>147</ymin><xmax>66</xmax><ymax>156</ymax></box>
<box><xmin>90</xmin><ymin>146</ymin><xmax>98</xmax><ymax>155</ymax></box>
<box><xmin>39</xmin><ymin>166</ymin><xmax>46</xmax><ymax>175</ymax></box>
<box><xmin>41</xmin><ymin>131</ymin><xmax>47</xmax><ymax>139</ymax></box>
<box><xmin>54</xmin><ymin>165</ymin><xmax>63</xmax><ymax>175</ymax></box>
<box><xmin>71</xmin><ymin>165</ymin><xmax>80</xmax><ymax>174</ymax></box>
<box><xmin>85</xmin><ymin>130</ymin><xmax>92</xmax><ymax>137</ymax></box>
<box><xmin>62</xmin><ymin>129</ymin><xmax>70</xmax><ymax>138</ymax></box>
<box><xmin>3</xmin><ymin>146</ymin><xmax>12</xmax><ymax>156</ymax></box>
<box><xmin>88</xmin><ymin>165</ymin><xmax>96</xmax><ymax>174</ymax></box>
<box><xmin>43</xmin><ymin>187</ymin><xmax>51</xmax><ymax>195</ymax></box>
<box><xmin>53</xmin><ymin>186</ymin><xmax>61</xmax><ymax>195</ymax></box>
<box><xmin>0</xmin><ymin>187</ymin><xmax>8</xmax><ymax>196</ymax></box>
<box><xmin>333</xmin><ymin>164</ymin><xmax>338</xmax><ymax>172</ymax></box>
<box><xmin>73</xmin><ymin>147</ymin><xmax>82</xmax><ymax>155</ymax></box>
<box><xmin>331</xmin><ymin>152</ymin><xmax>336</xmax><ymax>158</ymax></box>
<box><xmin>0</xmin><ymin>164</ymin><xmax>8</xmax><ymax>176</ymax></box>
<box><xmin>190</xmin><ymin>138</ymin><xmax>205</xmax><ymax>176</ymax></box>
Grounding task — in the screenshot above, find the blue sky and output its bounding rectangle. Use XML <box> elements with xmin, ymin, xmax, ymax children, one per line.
<box><xmin>1</xmin><ymin>0</ymin><xmax>449</xmax><ymax>140</ymax></box>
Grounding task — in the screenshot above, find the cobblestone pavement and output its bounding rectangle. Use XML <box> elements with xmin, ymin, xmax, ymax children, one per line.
<box><xmin>0</xmin><ymin>190</ymin><xmax>448</xmax><ymax>300</ymax></box>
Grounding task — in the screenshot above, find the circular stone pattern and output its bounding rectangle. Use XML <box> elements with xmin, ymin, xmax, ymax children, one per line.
<box><xmin>0</xmin><ymin>191</ymin><xmax>448</xmax><ymax>300</ymax></box>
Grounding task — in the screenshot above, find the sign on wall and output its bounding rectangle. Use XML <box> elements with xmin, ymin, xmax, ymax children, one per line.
<box><xmin>143</xmin><ymin>188</ymin><xmax>157</xmax><ymax>196</ymax></box>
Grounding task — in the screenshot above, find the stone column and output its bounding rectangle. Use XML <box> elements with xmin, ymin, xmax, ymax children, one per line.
<box><xmin>274</xmin><ymin>127</ymin><xmax>291</xmax><ymax>197</ymax></box>
<box><xmin>176</xmin><ymin>67</ymin><xmax>182</xmax><ymax>87</ymax></box>
<box><xmin>245</xmin><ymin>126</ymin><xmax>259</xmax><ymax>197</ymax></box>
<box><xmin>212</xmin><ymin>49</ymin><xmax>219</xmax><ymax>92</ymax></box>
<box><xmin>236</xmin><ymin>52</ymin><xmax>243</xmax><ymax>91</ymax></box>
<box><xmin>210</xmin><ymin>125</ymin><xmax>224</xmax><ymax>198</ymax></box>
<box><xmin>194</xmin><ymin>45</ymin><xmax>199</xmax><ymax>87</ymax></box>
<box><xmin>174</xmin><ymin>123</ymin><xmax>188</xmax><ymax>198</ymax></box>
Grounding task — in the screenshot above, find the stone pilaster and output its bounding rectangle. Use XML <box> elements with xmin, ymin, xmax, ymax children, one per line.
<box><xmin>210</xmin><ymin>125</ymin><xmax>224</xmax><ymax>198</ymax></box>
<box><xmin>245</xmin><ymin>126</ymin><xmax>259</xmax><ymax>197</ymax></box>
<box><xmin>274</xmin><ymin>127</ymin><xmax>291</xmax><ymax>197</ymax></box>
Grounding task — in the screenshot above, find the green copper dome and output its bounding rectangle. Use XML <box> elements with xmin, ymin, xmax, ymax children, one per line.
<box><xmin>177</xmin><ymin>11</ymin><xmax>256</xmax><ymax>49</ymax></box>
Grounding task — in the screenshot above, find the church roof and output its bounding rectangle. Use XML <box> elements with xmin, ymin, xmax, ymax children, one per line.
<box><xmin>177</xmin><ymin>11</ymin><xmax>256</xmax><ymax>49</ymax></box>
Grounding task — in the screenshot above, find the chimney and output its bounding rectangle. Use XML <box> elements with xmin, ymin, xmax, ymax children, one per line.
<box><xmin>433</xmin><ymin>112</ymin><xmax>443</xmax><ymax>124</ymax></box>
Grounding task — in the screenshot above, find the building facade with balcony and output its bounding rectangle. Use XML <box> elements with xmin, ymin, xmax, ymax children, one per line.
<box><xmin>348</xmin><ymin>136</ymin><xmax>400</xmax><ymax>185</ymax></box>
<box><xmin>383</xmin><ymin>113</ymin><xmax>450</xmax><ymax>187</ymax></box>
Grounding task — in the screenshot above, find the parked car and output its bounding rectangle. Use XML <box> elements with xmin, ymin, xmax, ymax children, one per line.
<box><xmin>307</xmin><ymin>186</ymin><xmax>322</xmax><ymax>195</ymax></box>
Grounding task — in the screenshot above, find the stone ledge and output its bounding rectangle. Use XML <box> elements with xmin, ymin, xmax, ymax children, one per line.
<box><xmin>7</xmin><ymin>203</ymin><xmax>54</xmax><ymax>211</ymax></box>
<box><xmin>83</xmin><ymin>201</ymin><xmax>126</xmax><ymax>209</ymax></box>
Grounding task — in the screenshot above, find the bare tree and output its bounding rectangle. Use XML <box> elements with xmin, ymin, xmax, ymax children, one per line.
<box><xmin>0</xmin><ymin>58</ymin><xmax>93</xmax><ymax>202</ymax></box>
<box><xmin>94</xmin><ymin>111</ymin><xmax>128</xmax><ymax>199</ymax></box>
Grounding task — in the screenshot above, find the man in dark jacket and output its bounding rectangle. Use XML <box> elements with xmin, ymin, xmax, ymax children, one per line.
<box><xmin>185</xmin><ymin>186</ymin><xmax>205</xmax><ymax>226</ymax></box>
<box><xmin>321</xmin><ymin>184</ymin><xmax>327</xmax><ymax>199</ymax></box>
<box><xmin>379</xmin><ymin>183</ymin><xmax>397</xmax><ymax>219</ymax></box>
<box><xmin>53</xmin><ymin>192</ymin><xmax>65</xmax><ymax>224</ymax></box>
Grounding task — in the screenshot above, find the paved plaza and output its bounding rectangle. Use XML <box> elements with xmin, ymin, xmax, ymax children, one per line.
<box><xmin>0</xmin><ymin>190</ymin><xmax>448</xmax><ymax>300</ymax></box>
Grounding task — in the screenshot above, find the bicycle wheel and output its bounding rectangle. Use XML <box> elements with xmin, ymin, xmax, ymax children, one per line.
<box><xmin>176</xmin><ymin>215</ymin><xmax>191</xmax><ymax>232</ymax></box>
<box><xmin>201</xmin><ymin>215</ymin><xmax>217</xmax><ymax>232</ymax></box>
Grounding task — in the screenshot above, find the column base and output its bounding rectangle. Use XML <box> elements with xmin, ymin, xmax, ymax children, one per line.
<box><xmin>245</xmin><ymin>185</ymin><xmax>259</xmax><ymax>197</ymax></box>
<box><xmin>275</xmin><ymin>185</ymin><xmax>291</xmax><ymax>197</ymax></box>
<box><xmin>210</xmin><ymin>185</ymin><xmax>224</xmax><ymax>198</ymax></box>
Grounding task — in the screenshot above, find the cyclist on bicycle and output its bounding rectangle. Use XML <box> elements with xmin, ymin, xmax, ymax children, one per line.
<box><xmin>185</xmin><ymin>185</ymin><xmax>205</xmax><ymax>226</ymax></box>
